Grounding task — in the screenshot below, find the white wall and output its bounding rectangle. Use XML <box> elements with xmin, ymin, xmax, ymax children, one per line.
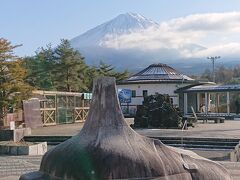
<box><xmin>117</xmin><ymin>83</ymin><xmax>189</xmax><ymax>107</ymax></box>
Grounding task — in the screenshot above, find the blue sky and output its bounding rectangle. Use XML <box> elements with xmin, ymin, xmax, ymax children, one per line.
<box><xmin>1</xmin><ymin>0</ymin><xmax>240</xmax><ymax>56</ymax></box>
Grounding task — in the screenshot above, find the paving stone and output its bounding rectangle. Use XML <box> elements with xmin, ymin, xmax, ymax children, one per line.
<box><xmin>0</xmin><ymin>155</ymin><xmax>41</xmax><ymax>178</ymax></box>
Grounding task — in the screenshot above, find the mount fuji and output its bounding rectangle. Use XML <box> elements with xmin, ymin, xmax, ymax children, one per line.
<box><xmin>71</xmin><ymin>13</ymin><xmax>158</xmax><ymax>48</ymax></box>
<box><xmin>70</xmin><ymin>13</ymin><xmax>223</xmax><ymax>74</ymax></box>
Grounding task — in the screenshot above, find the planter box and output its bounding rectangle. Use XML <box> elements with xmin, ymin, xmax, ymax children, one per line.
<box><xmin>0</xmin><ymin>141</ymin><xmax>47</xmax><ymax>155</ymax></box>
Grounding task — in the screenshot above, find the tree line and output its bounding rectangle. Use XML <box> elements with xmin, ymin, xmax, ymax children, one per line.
<box><xmin>0</xmin><ymin>38</ymin><xmax>128</xmax><ymax>123</ymax></box>
<box><xmin>24</xmin><ymin>39</ymin><xmax>128</xmax><ymax>92</ymax></box>
<box><xmin>200</xmin><ymin>65</ymin><xmax>240</xmax><ymax>84</ymax></box>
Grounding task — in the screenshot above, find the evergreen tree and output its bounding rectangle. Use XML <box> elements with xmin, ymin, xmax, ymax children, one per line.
<box><xmin>24</xmin><ymin>45</ymin><xmax>55</xmax><ymax>90</ymax></box>
<box><xmin>83</xmin><ymin>66</ymin><xmax>99</xmax><ymax>91</ymax></box>
<box><xmin>53</xmin><ymin>39</ymin><xmax>88</xmax><ymax>92</ymax></box>
<box><xmin>97</xmin><ymin>61</ymin><xmax>115</xmax><ymax>76</ymax></box>
<box><xmin>134</xmin><ymin>93</ymin><xmax>182</xmax><ymax>128</ymax></box>
<box><xmin>114</xmin><ymin>69</ymin><xmax>129</xmax><ymax>82</ymax></box>
<box><xmin>0</xmin><ymin>38</ymin><xmax>32</xmax><ymax>124</ymax></box>
<box><xmin>97</xmin><ymin>61</ymin><xmax>129</xmax><ymax>82</ymax></box>
<box><xmin>23</xmin><ymin>40</ymin><xmax>129</xmax><ymax>93</ymax></box>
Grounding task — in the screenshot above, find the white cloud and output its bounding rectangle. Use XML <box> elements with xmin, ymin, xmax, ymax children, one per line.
<box><xmin>190</xmin><ymin>43</ymin><xmax>240</xmax><ymax>58</ymax></box>
<box><xmin>101</xmin><ymin>11</ymin><xmax>240</xmax><ymax>58</ymax></box>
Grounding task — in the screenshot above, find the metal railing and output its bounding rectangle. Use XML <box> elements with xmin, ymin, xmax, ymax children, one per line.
<box><xmin>181</xmin><ymin>120</ymin><xmax>188</xmax><ymax>147</ymax></box>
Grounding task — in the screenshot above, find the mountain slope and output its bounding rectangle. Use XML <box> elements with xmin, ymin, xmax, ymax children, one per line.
<box><xmin>70</xmin><ymin>12</ymin><xmax>238</xmax><ymax>74</ymax></box>
<box><xmin>71</xmin><ymin>12</ymin><xmax>158</xmax><ymax>48</ymax></box>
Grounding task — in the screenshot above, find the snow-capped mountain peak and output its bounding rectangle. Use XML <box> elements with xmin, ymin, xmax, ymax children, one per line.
<box><xmin>71</xmin><ymin>12</ymin><xmax>158</xmax><ymax>48</ymax></box>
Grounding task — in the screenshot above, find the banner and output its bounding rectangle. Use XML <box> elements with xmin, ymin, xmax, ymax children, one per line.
<box><xmin>118</xmin><ymin>89</ymin><xmax>132</xmax><ymax>103</ymax></box>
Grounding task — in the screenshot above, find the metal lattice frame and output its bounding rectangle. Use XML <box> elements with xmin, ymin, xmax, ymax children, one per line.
<box><xmin>33</xmin><ymin>91</ymin><xmax>90</xmax><ymax>126</ymax></box>
<box><xmin>74</xmin><ymin>107</ymin><xmax>90</xmax><ymax>122</ymax></box>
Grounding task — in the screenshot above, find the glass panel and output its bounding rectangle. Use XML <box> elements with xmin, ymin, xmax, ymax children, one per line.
<box><xmin>230</xmin><ymin>92</ymin><xmax>240</xmax><ymax>114</ymax></box>
<box><xmin>132</xmin><ymin>90</ymin><xmax>136</xmax><ymax>97</ymax></box>
<box><xmin>143</xmin><ymin>90</ymin><xmax>148</xmax><ymax>97</ymax></box>
<box><xmin>187</xmin><ymin>93</ymin><xmax>197</xmax><ymax>113</ymax></box>
<box><xmin>44</xmin><ymin>95</ymin><xmax>55</xmax><ymax>108</ymax></box>
<box><xmin>217</xmin><ymin>93</ymin><xmax>227</xmax><ymax>113</ymax></box>
<box><xmin>57</xmin><ymin>96</ymin><xmax>74</xmax><ymax>123</ymax></box>
<box><xmin>209</xmin><ymin>93</ymin><xmax>217</xmax><ymax>113</ymax></box>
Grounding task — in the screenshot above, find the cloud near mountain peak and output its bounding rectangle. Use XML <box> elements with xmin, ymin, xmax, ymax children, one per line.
<box><xmin>101</xmin><ymin>11</ymin><xmax>240</xmax><ymax>58</ymax></box>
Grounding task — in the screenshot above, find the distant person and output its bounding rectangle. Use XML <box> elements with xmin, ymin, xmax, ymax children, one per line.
<box><xmin>200</xmin><ymin>104</ymin><xmax>205</xmax><ymax>113</ymax></box>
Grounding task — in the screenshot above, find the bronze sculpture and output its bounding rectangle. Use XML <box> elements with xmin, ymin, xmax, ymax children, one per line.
<box><xmin>20</xmin><ymin>77</ymin><xmax>231</xmax><ymax>180</ymax></box>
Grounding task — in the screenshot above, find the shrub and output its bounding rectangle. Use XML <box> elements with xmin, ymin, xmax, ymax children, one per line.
<box><xmin>134</xmin><ymin>94</ymin><xmax>182</xmax><ymax>128</ymax></box>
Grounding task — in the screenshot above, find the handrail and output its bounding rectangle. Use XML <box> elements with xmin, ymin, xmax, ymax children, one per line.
<box><xmin>181</xmin><ymin>120</ymin><xmax>188</xmax><ymax>147</ymax></box>
<box><xmin>182</xmin><ymin>119</ymin><xmax>188</xmax><ymax>130</ymax></box>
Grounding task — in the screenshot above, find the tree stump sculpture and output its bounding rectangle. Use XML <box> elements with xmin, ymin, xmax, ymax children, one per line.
<box><xmin>20</xmin><ymin>77</ymin><xmax>232</xmax><ymax>180</ymax></box>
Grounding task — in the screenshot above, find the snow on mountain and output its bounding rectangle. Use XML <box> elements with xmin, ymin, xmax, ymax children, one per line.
<box><xmin>70</xmin><ymin>13</ymin><xmax>238</xmax><ymax>74</ymax></box>
<box><xmin>71</xmin><ymin>12</ymin><xmax>158</xmax><ymax>48</ymax></box>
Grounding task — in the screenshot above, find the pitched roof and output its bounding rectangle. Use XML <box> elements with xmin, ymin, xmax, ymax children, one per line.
<box><xmin>119</xmin><ymin>63</ymin><xmax>195</xmax><ymax>84</ymax></box>
<box><xmin>178</xmin><ymin>84</ymin><xmax>240</xmax><ymax>93</ymax></box>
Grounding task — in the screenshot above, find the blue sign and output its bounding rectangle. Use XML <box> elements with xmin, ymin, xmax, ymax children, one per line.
<box><xmin>118</xmin><ymin>89</ymin><xmax>132</xmax><ymax>103</ymax></box>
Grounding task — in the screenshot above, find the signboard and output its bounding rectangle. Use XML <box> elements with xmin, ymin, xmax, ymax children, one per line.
<box><xmin>118</xmin><ymin>89</ymin><xmax>132</xmax><ymax>103</ymax></box>
<box><xmin>83</xmin><ymin>93</ymin><xmax>92</xmax><ymax>100</ymax></box>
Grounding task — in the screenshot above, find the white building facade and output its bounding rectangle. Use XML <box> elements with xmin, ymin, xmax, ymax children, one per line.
<box><xmin>117</xmin><ymin>63</ymin><xmax>196</xmax><ymax>115</ymax></box>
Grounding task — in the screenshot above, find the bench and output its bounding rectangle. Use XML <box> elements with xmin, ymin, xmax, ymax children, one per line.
<box><xmin>197</xmin><ymin>116</ymin><xmax>225</xmax><ymax>123</ymax></box>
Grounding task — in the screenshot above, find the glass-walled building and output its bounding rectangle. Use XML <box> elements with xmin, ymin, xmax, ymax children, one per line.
<box><xmin>176</xmin><ymin>84</ymin><xmax>240</xmax><ymax>116</ymax></box>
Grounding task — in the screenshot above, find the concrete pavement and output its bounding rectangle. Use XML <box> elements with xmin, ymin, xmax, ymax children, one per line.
<box><xmin>0</xmin><ymin>155</ymin><xmax>240</xmax><ymax>179</ymax></box>
<box><xmin>0</xmin><ymin>155</ymin><xmax>41</xmax><ymax>179</ymax></box>
<box><xmin>31</xmin><ymin>120</ymin><xmax>240</xmax><ymax>139</ymax></box>
<box><xmin>2</xmin><ymin>119</ymin><xmax>240</xmax><ymax>179</ymax></box>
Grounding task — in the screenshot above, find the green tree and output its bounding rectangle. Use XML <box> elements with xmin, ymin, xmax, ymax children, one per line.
<box><xmin>215</xmin><ymin>66</ymin><xmax>233</xmax><ymax>84</ymax></box>
<box><xmin>23</xmin><ymin>40</ymin><xmax>129</xmax><ymax>93</ymax></box>
<box><xmin>83</xmin><ymin>66</ymin><xmax>98</xmax><ymax>91</ymax></box>
<box><xmin>201</xmin><ymin>65</ymin><xmax>240</xmax><ymax>84</ymax></box>
<box><xmin>134</xmin><ymin>93</ymin><xmax>182</xmax><ymax>128</ymax></box>
<box><xmin>0</xmin><ymin>38</ymin><xmax>32</xmax><ymax>125</ymax></box>
<box><xmin>201</xmin><ymin>68</ymin><xmax>212</xmax><ymax>82</ymax></box>
<box><xmin>53</xmin><ymin>39</ymin><xmax>88</xmax><ymax>92</ymax></box>
<box><xmin>97</xmin><ymin>62</ymin><xmax>129</xmax><ymax>82</ymax></box>
<box><xmin>24</xmin><ymin>45</ymin><xmax>55</xmax><ymax>90</ymax></box>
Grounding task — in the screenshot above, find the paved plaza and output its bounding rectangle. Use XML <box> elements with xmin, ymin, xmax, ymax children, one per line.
<box><xmin>0</xmin><ymin>155</ymin><xmax>41</xmax><ymax>180</ymax></box>
<box><xmin>31</xmin><ymin>119</ymin><xmax>240</xmax><ymax>139</ymax></box>
<box><xmin>0</xmin><ymin>155</ymin><xmax>240</xmax><ymax>179</ymax></box>
<box><xmin>138</xmin><ymin>120</ymin><xmax>240</xmax><ymax>139</ymax></box>
<box><xmin>1</xmin><ymin>119</ymin><xmax>240</xmax><ymax>179</ymax></box>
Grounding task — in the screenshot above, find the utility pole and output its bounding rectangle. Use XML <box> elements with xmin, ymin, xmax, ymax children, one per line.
<box><xmin>207</xmin><ymin>56</ymin><xmax>221</xmax><ymax>83</ymax></box>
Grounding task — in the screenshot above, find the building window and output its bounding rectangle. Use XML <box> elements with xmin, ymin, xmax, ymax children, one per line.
<box><xmin>132</xmin><ymin>90</ymin><xmax>136</xmax><ymax>97</ymax></box>
<box><xmin>170</xmin><ymin>98</ymin><xmax>173</xmax><ymax>104</ymax></box>
<box><xmin>143</xmin><ymin>90</ymin><xmax>148</xmax><ymax>97</ymax></box>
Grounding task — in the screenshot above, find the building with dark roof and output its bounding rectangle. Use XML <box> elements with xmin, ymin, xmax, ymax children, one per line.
<box><xmin>119</xmin><ymin>63</ymin><xmax>195</xmax><ymax>84</ymax></box>
<box><xmin>117</xmin><ymin>63</ymin><xmax>198</xmax><ymax>115</ymax></box>
<box><xmin>117</xmin><ymin>63</ymin><xmax>240</xmax><ymax>118</ymax></box>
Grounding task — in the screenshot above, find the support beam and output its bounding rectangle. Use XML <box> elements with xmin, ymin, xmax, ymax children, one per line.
<box><xmin>227</xmin><ymin>92</ymin><xmax>230</xmax><ymax>115</ymax></box>
<box><xmin>197</xmin><ymin>93</ymin><xmax>200</xmax><ymax>112</ymax></box>
<box><xmin>184</xmin><ymin>93</ymin><xmax>188</xmax><ymax>115</ymax></box>
<box><xmin>205</xmin><ymin>92</ymin><xmax>208</xmax><ymax>115</ymax></box>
